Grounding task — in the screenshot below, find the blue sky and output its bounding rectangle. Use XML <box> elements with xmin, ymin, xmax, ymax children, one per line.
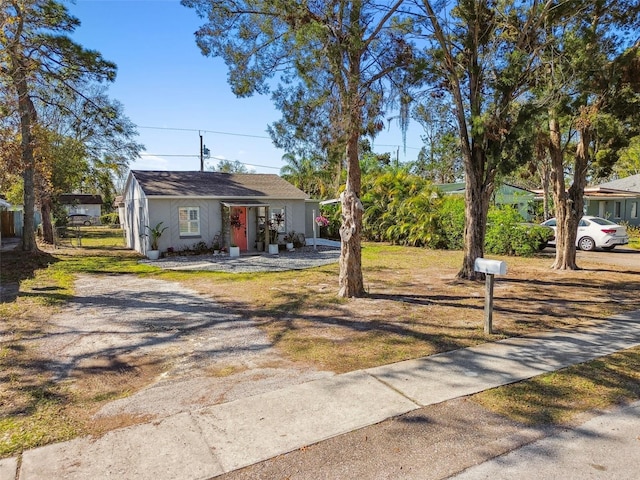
<box><xmin>68</xmin><ymin>0</ymin><xmax>425</xmax><ymax>174</ymax></box>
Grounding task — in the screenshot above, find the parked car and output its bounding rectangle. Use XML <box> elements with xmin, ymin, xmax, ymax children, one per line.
<box><xmin>541</xmin><ymin>216</ymin><xmax>629</xmax><ymax>251</ymax></box>
<box><xmin>67</xmin><ymin>214</ymin><xmax>93</xmax><ymax>226</ymax></box>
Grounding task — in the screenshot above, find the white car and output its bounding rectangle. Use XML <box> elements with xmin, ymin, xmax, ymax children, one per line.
<box><xmin>541</xmin><ymin>216</ymin><xmax>629</xmax><ymax>251</ymax></box>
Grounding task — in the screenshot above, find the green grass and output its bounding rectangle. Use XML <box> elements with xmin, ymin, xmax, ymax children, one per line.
<box><xmin>626</xmin><ymin>224</ymin><xmax>640</xmax><ymax>249</ymax></box>
<box><xmin>0</xmin><ymin>400</ymin><xmax>80</xmax><ymax>457</ymax></box>
<box><xmin>57</xmin><ymin>226</ymin><xmax>126</xmax><ymax>248</ymax></box>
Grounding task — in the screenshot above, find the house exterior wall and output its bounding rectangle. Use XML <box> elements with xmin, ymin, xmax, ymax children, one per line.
<box><xmin>123</xmin><ymin>175</ymin><xmax>148</xmax><ymax>254</ymax></box>
<box><xmin>149</xmin><ymin>198</ymin><xmax>217</xmax><ymax>252</ymax></box>
<box><xmin>123</xmin><ymin>171</ymin><xmax>311</xmax><ymax>255</ymax></box>
<box><xmin>123</xmin><ymin>194</ymin><xmax>309</xmax><ymax>255</ymax></box>
<box><xmin>585</xmin><ymin>197</ymin><xmax>640</xmax><ymax>226</ymax></box>
<box><xmin>64</xmin><ymin>204</ymin><xmax>101</xmax><ymax>218</ymax></box>
<box><xmin>493</xmin><ymin>186</ymin><xmax>534</xmax><ymax>221</ymax></box>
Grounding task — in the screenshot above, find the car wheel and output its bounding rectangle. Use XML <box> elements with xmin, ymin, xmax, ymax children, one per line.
<box><xmin>601</xmin><ymin>245</ymin><xmax>615</xmax><ymax>251</ymax></box>
<box><xmin>83</xmin><ymin>220</ymin><xmax>91</xmax><ymax>226</ymax></box>
<box><xmin>578</xmin><ymin>236</ymin><xmax>596</xmax><ymax>251</ymax></box>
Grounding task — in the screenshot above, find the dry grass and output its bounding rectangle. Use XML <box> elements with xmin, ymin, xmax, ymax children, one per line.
<box><xmin>186</xmin><ymin>245</ymin><xmax>640</xmax><ymax>373</ymax></box>
<box><xmin>1</xmin><ymin>242</ymin><xmax>640</xmax><ymax>456</ymax></box>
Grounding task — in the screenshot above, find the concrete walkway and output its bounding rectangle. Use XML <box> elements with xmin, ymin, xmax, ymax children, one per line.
<box><xmin>3</xmin><ymin>310</ymin><xmax>640</xmax><ymax>480</ymax></box>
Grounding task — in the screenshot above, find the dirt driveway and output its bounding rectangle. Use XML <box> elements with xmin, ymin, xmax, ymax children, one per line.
<box><xmin>39</xmin><ymin>274</ymin><xmax>331</xmax><ymax>420</ymax></box>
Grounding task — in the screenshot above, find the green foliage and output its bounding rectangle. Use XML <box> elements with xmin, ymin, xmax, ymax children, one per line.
<box><xmin>318</xmin><ymin>203</ymin><xmax>341</xmax><ymax>240</ymax></box>
<box><xmin>215</xmin><ymin>159</ymin><xmax>248</xmax><ymax>173</ymax></box>
<box><xmin>614</xmin><ymin>136</ymin><xmax>640</xmax><ymax>177</ymax></box>
<box><xmin>100</xmin><ymin>212</ymin><xmax>120</xmax><ymax>226</ymax></box>
<box><xmin>145</xmin><ymin>222</ymin><xmax>168</xmax><ymax>250</ymax></box>
<box><xmin>485</xmin><ymin>207</ymin><xmax>553</xmax><ymax>256</ymax></box>
<box><xmin>437</xmin><ymin>196</ymin><xmax>466</xmax><ymax>250</ymax></box>
<box><xmin>362</xmin><ymin>167</ymin><xmax>461</xmax><ymax>249</ymax></box>
<box><xmin>360</xmin><ymin>167</ymin><xmax>550</xmax><ymax>256</ymax></box>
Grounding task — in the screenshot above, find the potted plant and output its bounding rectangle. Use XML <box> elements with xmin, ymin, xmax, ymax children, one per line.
<box><xmin>284</xmin><ymin>231</ymin><xmax>296</xmax><ymax>251</ymax></box>
<box><xmin>268</xmin><ymin>212</ymin><xmax>285</xmax><ymax>254</ymax></box>
<box><xmin>145</xmin><ymin>222</ymin><xmax>168</xmax><ymax>260</ymax></box>
<box><xmin>229</xmin><ymin>242</ymin><xmax>240</xmax><ymax>257</ymax></box>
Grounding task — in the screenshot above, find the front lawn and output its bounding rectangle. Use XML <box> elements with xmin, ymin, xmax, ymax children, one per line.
<box><xmin>1</xmin><ymin>242</ymin><xmax>639</xmax><ymax>456</ymax></box>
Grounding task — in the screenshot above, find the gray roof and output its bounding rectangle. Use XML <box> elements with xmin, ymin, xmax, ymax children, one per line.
<box><xmin>596</xmin><ymin>174</ymin><xmax>640</xmax><ymax>193</ymax></box>
<box><xmin>131</xmin><ymin>170</ymin><xmax>308</xmax><ymax>199</ymax></box>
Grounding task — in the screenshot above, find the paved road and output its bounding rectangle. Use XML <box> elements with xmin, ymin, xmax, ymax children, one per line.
<box><xmin>541</xmin><ymin>246</ymin><xmax>640</xmax><ymax>269</ymax></box>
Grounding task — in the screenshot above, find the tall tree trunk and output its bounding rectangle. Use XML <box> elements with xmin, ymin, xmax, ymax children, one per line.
<box><xmin>338</xmin><ymin>102</ymin><xmax>364</xmax><ymax>298</ymax></box>
<box><xmin>11</xmin><ymin>55</ymin><xmax>39</xmax><ymax>253</ymax></box>
<box><xmin>549</xmin><ymin>109</ymin><xmax>578</xmax><ymax>269</ymax></box>
<box><xmin>457</xmin><ymin>148</ymin><xmax>491</xmax><ymax>280</ymax></box>
<box><xmin>40</xmin><ymin>196</ymin><xmax>54</xmax><ymax>244</ymax></box>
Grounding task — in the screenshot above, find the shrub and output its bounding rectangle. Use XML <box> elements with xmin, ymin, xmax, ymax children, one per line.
<box><xmin>485</xmin><ymin>206</ymin><xmax>552</xmax><ymax>256</ymax></box>
<box><xmin>436</xmin><ymin>196</ymin><xmax>465</xmax><ymax>250</ymax></box>
<box><xmin>100</xmin><ymin>212</ymin><xmax>120</xmax><ymax>226</ymax></box>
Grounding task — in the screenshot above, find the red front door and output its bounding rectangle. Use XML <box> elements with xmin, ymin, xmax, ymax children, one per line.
<box><xmin>231</xmin><ymin>207</ymin><xmax>248</xmax><ymax>250</ymax></box>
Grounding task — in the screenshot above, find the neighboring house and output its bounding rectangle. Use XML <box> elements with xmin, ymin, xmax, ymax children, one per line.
<box><xmin>59</xmin><ymin>194</ymin><xmax>103</xmax><ymax>221</ymax></box>
<box><xmin>114</xmin><ymin>195</ymin><xmax>125</xmax><ymax>227</ymax></box>
<box><xmin>122</xmin><ymin>170</ymin><xmax>311</xmax><ymax>255</ymax></box>
<box><xmin>435</xmin><ymin>182</ymin><xmax>536</xmax><ymax>220</ymax></box>
<box><xmin>582</xmin><ymin>174</ymin><xmax>640</xmax><ymax>226</ymax></box>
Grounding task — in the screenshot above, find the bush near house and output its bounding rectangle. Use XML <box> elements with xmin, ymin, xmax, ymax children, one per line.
<box><xmin>361</xmin><ymin>192</ymin><xmax>549</xmax><ymax>256</ymax></box>
<box><xmin>100</xmin><ymin>213</ymin><xmax>119</xmax><ymax>226</ymax></box>
<box><xmin>485</xmin><ymin>206</ymin><xmax>553</xmax><ymax>256</ymax></box>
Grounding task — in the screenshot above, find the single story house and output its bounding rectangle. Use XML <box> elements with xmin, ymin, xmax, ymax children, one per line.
<box><xmin>122</xmin><ymin>170</ymin><xmax>312</xmax><ymax>256</ymax></box>
<box><xmin>582</xmin><ymin>174</ymin><xmax>640</xmax><ymax>226</ymax></box>
<box><xmin>435</xmin><ymin>182</ymin><xmax>536</xmax><ymax>220</ymax></box>
<box><xmin>59</xmin><ymin>194</ymin><xmax>103</xmax><ymax>221</ymax></box>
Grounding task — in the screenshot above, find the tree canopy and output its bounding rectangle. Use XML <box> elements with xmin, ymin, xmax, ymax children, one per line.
<box><xmin>1</xmin><ymin>0</ymin><xmax>143</xmax><ymax>248</ymax></box>
<box><xmin>0</xmin><ymin>0</ymin><xmax>120</xmax><ymax>250</ymax></box>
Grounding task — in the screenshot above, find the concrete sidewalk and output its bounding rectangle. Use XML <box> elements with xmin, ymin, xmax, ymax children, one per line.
<box><xmin>3</xmin><ymin>310</ymin><xmax>640</xmax><ymax>480</ymax></box>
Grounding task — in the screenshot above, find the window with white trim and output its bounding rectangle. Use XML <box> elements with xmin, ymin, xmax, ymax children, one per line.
<box><xmin>179</xmin><ymin>207</ymin><xmax>200</xmax><ymax>236</ymax></box>
<box><xmin>614</xmin><ymin>201</ymin><xmax>622</xmax><ymax>218</ymax></box>
<box><xmin>632</xmin><ymin>202</ymin><xmax>638</xmax><ymax>219</ymax></box>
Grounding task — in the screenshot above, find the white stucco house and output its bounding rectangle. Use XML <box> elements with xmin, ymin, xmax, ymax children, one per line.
<box><xmin>122</xmin><ymin>170</ymin><xmax>312</xmax><ymax>256</ymax></box>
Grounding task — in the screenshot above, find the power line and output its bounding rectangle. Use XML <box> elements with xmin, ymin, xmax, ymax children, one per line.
<box><xmin>139</xmin><ymin>154</ymin><xmax>200</xmax><ymax>157</ymax></box>
<box><xmin>138</xmin><ymin>153</ymin><xmax>283</xmax><ymax>171</ymax></box>
<box><xmin>137</xmin><ymin>125</ymin><xmax>425</xmax><ymax>150</ymax></box>
<box><xmin>138</xmin><ymin>125</ymin><xmax>272</xmax><ymax>140</ymax></box>
<box><xmin>376</xmin><ymin>143</ymin><xmax>423</xmax><ymax>151</ymax></box>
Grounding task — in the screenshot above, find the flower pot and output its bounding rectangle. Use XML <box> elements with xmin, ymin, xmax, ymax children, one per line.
<box><xmin>286</xmin><ymin>242</ymin><xmax>294</xmax><ymax>251</ymax></box>
<box><xmin>268</xmin><ymin>244</ymin><xmax>279</xmax><ymax>254</ymax></box>
<box><xmin>229</xmin><ymin>246</ymin><xmax>240</xmax><ymax>257</ymax></box>
<box><xmin>147</xmin><ymin>250</ymin><xmax>160</xmax><ymax>260</ymax></box>
<box><xmin>213</xmin><ymin>250</ymin><xmax>220</xmax><ymax>256</ymax></box>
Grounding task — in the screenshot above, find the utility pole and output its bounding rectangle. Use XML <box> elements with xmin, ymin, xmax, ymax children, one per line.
<box><xmin>200</xmin><ymin>133</ymin><xmax>204</xmax><ymax>172</ymax></box>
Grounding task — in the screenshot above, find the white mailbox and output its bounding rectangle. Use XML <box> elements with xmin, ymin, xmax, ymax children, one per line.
<box><xmin>474</xmin><ymin>258</ymin><xmax>507</xmax><ymax>275</ymax></box>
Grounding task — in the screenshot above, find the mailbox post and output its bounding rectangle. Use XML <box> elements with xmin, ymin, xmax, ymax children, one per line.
<box><xmin>474</xmin><ymin>258</ymin><xmax>507</xmax><ymax>334</ymax></box>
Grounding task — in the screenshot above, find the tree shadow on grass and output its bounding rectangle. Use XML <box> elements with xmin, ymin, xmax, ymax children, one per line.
<box><xmin>0</xmin><ymin>250</ymin><xmax>59</xmax><ymax>303</ymax></box>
